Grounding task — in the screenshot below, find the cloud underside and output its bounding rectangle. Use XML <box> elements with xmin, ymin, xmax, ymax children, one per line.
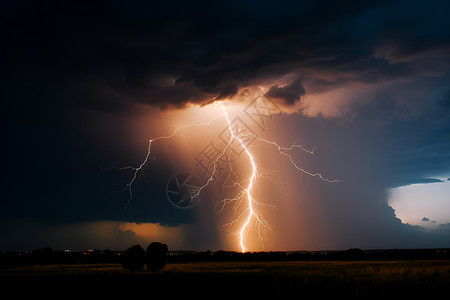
<box><xmin>3</xmin><ymin>0</ymin><xmax>450</xmax><ymax>115</ymax></box>
<box><xmin>421</xmin><ymin>217</ymin><xmax>437</xmax><ymax>223</ymax></box>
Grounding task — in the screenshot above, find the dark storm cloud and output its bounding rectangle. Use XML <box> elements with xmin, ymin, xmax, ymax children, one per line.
<box><xmin>439</xmin><ymin>90</ymin><xmax>450</xmax><ymax>109</ymax></box>
<box><xmin>0</xmin><ymin>219</ymin><xmax>139</xmax><ymax>251</ymax></box>
<box><xmin>3</xmin><ymin>0</ymin><xmax>449</xmax><ymax>111</ymax></box>
<box><xmin>380</xmin><ymin>111</ymin><xmax>450</xmax><ymax>188</ymax></box>
<box><xmin>390</xmin><ymin>178</ymin><xmax>444</xmax><ymax>188</ymax></box>
<box><xmin>421</xmin><ymin>217</ymin><xmax>437</xmax><ymax>223</ymax></box>
<box><xmin>267</xmin><ymin>78</ymin><xmax>306</xmax><ymax>105</ymax></box>
<box><xmin>2</xmin><ymin>0</ymin><xmax>450</xmax><ymax>251</ymax></box>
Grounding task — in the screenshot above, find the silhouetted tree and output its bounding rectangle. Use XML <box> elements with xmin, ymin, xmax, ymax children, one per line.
<box><xmin>341</xmin><ymin>248</ymin><xmax>365</xmax><ymax>260</ymax></box>
<box><xmin>146</xmin><ymin>242</ymin><xmax>168</xmax><ymax>272</ymax></box>
<box><xmin>122</xmin><ymin>245</ymin><xmax>145</xmax><ymax>274</ymax></box>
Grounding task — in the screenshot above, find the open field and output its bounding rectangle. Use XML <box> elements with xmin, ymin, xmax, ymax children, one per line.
<box><xmin>1</xmin><ymin>260</ymin><xmax>450</xmax><ymax>299</ymax></box>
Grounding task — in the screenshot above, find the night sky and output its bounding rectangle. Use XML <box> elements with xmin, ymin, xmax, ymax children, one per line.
<box><xmin>1</xmin><ymin>0</ymin><xmax>450</xmax><ymax>252</ymax></box>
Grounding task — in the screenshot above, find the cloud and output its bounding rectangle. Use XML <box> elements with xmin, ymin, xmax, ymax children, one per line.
<box><xmin>1</xmin><ymin>0</ymin><xmax>450</xmax><ymax>252</ymax></box>
<box><xmin>3</xmin><ymin>0</ymin><xmax>449</xmax><ymax>113</ymax></box>
<box><xmin>440</xmin><ymin>223</ymin><xmax>450</xmax><ymax>230</ymax></box>
<box><xmin>395</xmin><ymin>178</ymin><xmax>444</xmax><ymax>187</ymax></box>
<box><xmin>421</xmin><ymin>217</ymin><xmax>437</xmax><ymax>223</ymax></box>
<box><xmin>0</xmin><ymin>219</ymin><xmax>198</xmax><ymax>251</ymax></box>
<box><xmin>266</xmin><ymin>78</ymin><xmax>306</xmax><ymax>106</ymax></box>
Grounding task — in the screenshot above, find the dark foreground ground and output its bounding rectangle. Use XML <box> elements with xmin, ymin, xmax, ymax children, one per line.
<box><xmin>1</xmin><ymin>260</ymin><xmax>450</xmax><ymax>299</ymax></box>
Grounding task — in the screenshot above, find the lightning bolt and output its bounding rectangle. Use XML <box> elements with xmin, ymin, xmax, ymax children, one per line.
<box><xmin>222</xmin><ymin>105</ymin><xmax>258</xmax><ymax>252</ymax></box>
<box><xmin>217</xmin><ymin>105</ymin><xmax>338</xmax><ymax>252</ymax></box>
<box><xmin>114</xmin><ymin>114</ymin><xmax>225</xmax><ymax>217</ymax></box>
<box><xmin>115</xmin><ymin>102</ymin><xmax>337</xmax><ymax>252</ymax></box>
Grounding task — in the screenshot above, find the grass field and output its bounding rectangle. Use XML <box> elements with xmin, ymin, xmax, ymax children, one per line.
<box><xmin>1</xmin><ymin>260</ymin><xmax>450</xmax><ymax>299</ymax></box>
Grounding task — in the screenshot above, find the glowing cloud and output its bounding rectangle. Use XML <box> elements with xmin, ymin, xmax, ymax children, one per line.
<box><xmin>116</xmin><ymin>100</ymin><xmax>338</xmax><ymax>252</ymax></box>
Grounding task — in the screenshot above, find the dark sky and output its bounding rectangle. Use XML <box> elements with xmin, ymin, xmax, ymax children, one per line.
<box><xmin>1</xmin><ymin>0</ymin><xmax>450</xmax><ymax>251</ymax></box>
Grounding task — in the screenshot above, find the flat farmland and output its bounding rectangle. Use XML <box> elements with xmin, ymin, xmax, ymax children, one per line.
<box><xmin>1</xmin><ymin>260</ymin><xmax>449</xmax><ymax>299</ymax></box>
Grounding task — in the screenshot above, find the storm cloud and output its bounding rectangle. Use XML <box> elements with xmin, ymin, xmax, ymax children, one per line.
<box><xmin>3</xmin><ymin>0</ymin><xmax>449</xmax><ymax>111</ymax></box>
<box><xmin>1</xmin><ymin>0</ymin><xmax>450</xmax><ymax>251</ymax></box>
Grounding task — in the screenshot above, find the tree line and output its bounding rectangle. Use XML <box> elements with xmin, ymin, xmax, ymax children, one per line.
<box><xmin>0</xmin><ymin>242</ymin><xmax>169</xmax><ymax>270</ymax></box>
<box><xmin>2</xmin><ymin>246</ymin><xmax>449</xmax><ymax>267</ymax></box>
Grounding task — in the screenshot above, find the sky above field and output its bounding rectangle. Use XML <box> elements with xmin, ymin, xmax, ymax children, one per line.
<box><xmin>1</xmin><ymin>0</ymin><xmax>450</xmax><ymax>252</ymax></box>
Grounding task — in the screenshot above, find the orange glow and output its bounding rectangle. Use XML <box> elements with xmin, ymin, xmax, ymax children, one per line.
<box><xmin>117</xmin><ymin>222</ymin><xmax>190</xmax><ymax>245</ymax></box>
<box><xmin>116</xmin><ymin>92</ymin><xmax>338</xmax><ymax>252</ymax></box>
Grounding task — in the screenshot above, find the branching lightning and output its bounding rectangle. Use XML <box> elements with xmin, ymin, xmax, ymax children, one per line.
<box><xmin>116</xmin><ymin>102</ymin><xmax>337</xmax><ymax>252</ymax></box>
<box><xmin>115</xmin><ymin>114</ymin><xmax>224</xmax><ymax>217</ymax></box>
<box><xmin>222</xmin><ymin>105</ymin><xmax>259</xmax><ymax>252</ymax></box>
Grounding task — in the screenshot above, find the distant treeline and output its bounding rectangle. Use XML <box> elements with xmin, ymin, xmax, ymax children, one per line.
<box><xmin>168</xmin><ymin>248</ymin><xmax>450</xmax><ymax>262</ymax></box>
<box><xmin>1</xmin><ymin>247</ymin><xmax>449</xmax><ymax>267</ymax></box>
<box><xmin>0</xmin><ymin>248</ymin><xmax>121</xmax><ymax>266</ymax></box>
